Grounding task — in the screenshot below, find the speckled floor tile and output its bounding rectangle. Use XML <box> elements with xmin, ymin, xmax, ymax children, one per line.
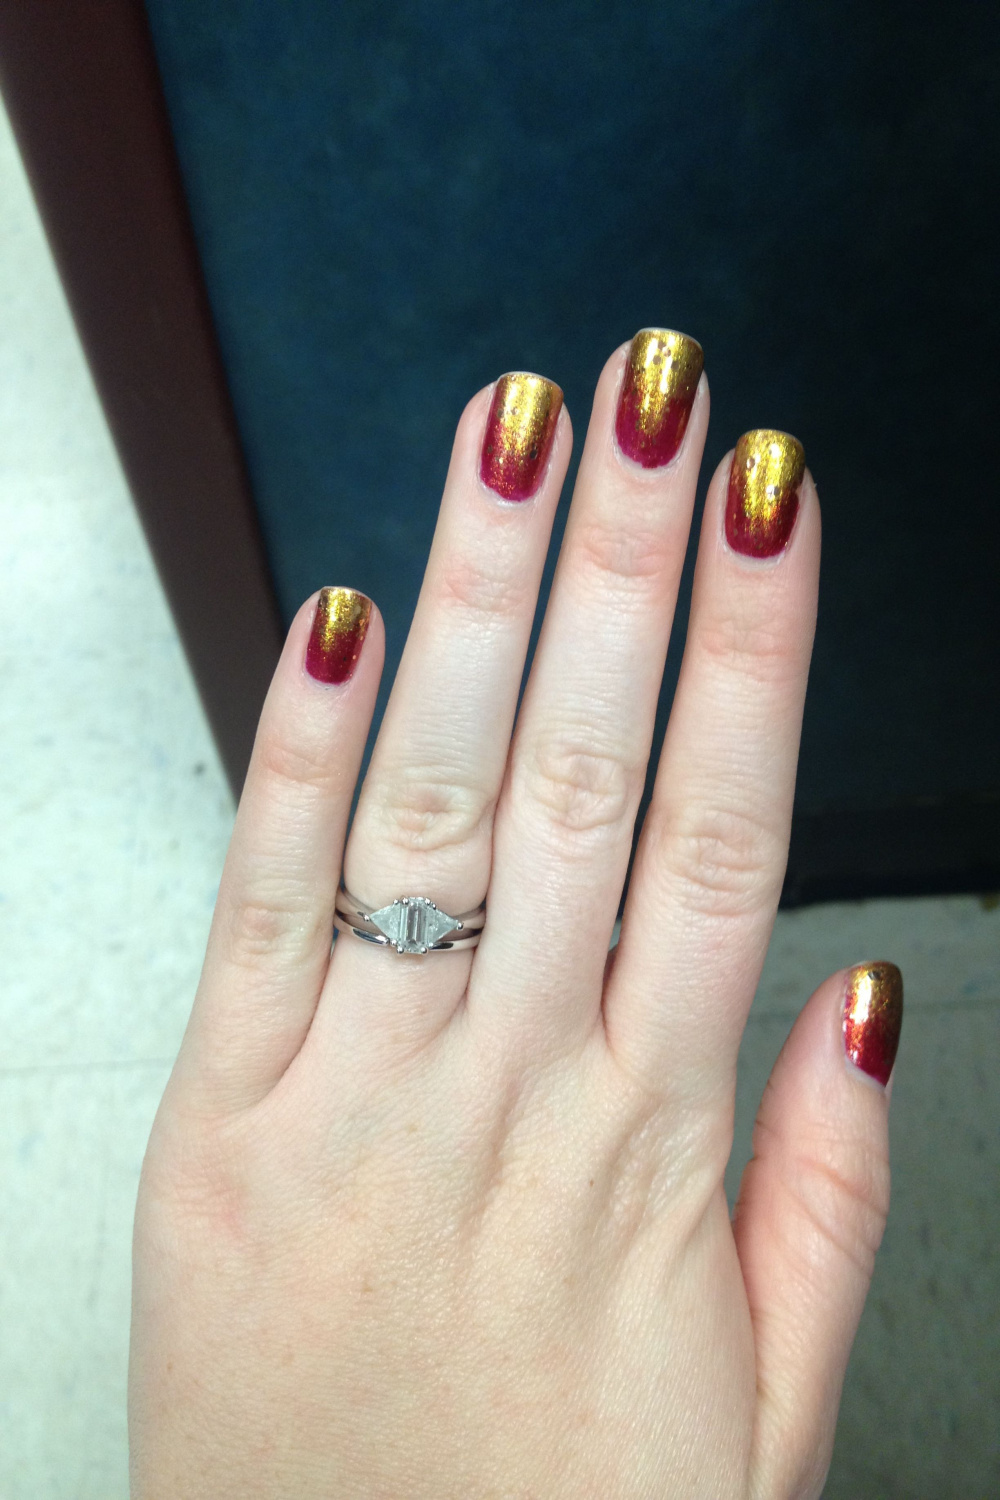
<box><xmin>0</xmin><ymin>1068</ymin><xmax>170</xmax><ymax>1500</ymax></box>
<box><xmin>0</xmin><ymin>93</ymin><xmax>231</xmax><ymax>1500</ymax></box>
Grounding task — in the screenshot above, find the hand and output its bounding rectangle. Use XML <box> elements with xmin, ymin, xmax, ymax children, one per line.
<box><xmin>128</xmin><ymin>332</ymin><xmax>902</xmax><ymax>1498</ymax></box>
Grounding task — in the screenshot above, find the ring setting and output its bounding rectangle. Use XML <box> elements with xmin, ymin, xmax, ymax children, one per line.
<box><xmin>334</xmin><ymin>885</ymin><xmax>485</xmax><ymax>954</ymax></box>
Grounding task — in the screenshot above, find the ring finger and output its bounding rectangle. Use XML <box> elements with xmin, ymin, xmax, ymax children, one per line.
<box><xmin>607</xmin><ymin>431</ymin><xmax>820</xmax><ymax>1107</ymax></box>
<box><xmin>322</xmin><ymin>372</ymin><xmax>571</xmax><ymax>1043</ymax></box>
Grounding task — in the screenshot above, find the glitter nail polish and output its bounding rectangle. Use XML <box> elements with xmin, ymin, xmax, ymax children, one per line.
<box><xmin>725</xmin><ymin>429</ymin><xmax>805</xmax><ymax>557</ymax></box>
<box><xmin>305</xmin><ymin>587</ymin><xmax>372</xmax><ymax>684</ymax></box>
<box><xmin>614</xmin><ymin>328</ymin><xmax>704</xmax><ymax>468</ymax></box>
<box><xmin>843</xmin><ymin>962</ymin><xmax>903</xmax><ymax>1087</ymax></box>
<box><xmin>480</xmin><ymin>372</ymin><xmax>563</xmax><ymax>501</ymax></box>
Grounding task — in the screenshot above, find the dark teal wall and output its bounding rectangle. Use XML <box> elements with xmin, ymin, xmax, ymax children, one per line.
<box><xmin>144</xmin><ymin>0</ymin><xmax>998</xmax><ymax>817</ymax></box>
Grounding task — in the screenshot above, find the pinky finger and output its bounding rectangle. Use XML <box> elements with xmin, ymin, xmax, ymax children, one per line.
<box><xmin>733</xmin><ymin>963</ymin><xmax>904</xmax><ymax>1500</ymax></box>
<box><xmin>173</xmin><ymin>587</ymin><xmax>383</xmax><ymax>1112</ymax></box>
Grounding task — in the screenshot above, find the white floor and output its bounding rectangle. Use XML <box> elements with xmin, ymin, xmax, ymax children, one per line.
<box><xmin>0</xmin><ymin>96</ymin><xmax>996</xmax><ymax>1498</ymax></box>
<box><xmin>0</xmin><ymin>97</ymin><xmax>232</xmax><ymax>1500</ymax></box>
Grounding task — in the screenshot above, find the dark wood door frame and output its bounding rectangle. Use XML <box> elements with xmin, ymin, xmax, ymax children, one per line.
<box><xmin>0</xmin><ymin>0</ymin><xmax>281</xmax><ymax>796</ymax></box>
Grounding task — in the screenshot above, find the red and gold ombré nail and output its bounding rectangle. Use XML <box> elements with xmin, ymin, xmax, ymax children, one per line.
<box><xmin>843</xmin><ymin>961</ymin><xmax>903</xmax><ymax>1087</ymax></box>
<box><xmin>305</xmin><ymin>587</ymin><xmax>372</xmax><ymax>684</ymax></box>
<box><xmin>480</xmin><ymin>372</ymin><xmax>562</xmax><ymax>501</ymax></box>
<box><xmin>615</xmin><ymin>328</ymin><xmax>704</xmax><ymax>468</ymax></box>
<box><xmin>726</xmin><ymin>429</ymin><xmax>805</xmax><ymax>557</ymax></box>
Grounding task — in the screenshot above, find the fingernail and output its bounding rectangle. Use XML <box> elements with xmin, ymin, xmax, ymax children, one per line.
<box><xmin>480</xmin><ymin>372</ymin><xmax>563</xmax><ymax>501</ymax></box>
<box><xmin>305</xmin><ymin>587</ymin><xmax>372</xmax><ymax>684</ymax></box>
<box><xmin>614</xmin><ymin>328</ymin><xmax>704</xmax><ymax>468</ymax></box>
<box><xmin>843</xmin><ymin>962</ymin><xmax>903</xmax><ymax>1087</ymax></box>
<box><xmin>725</xmin><ymin>429</ymin><xmax>805</xmax><ymax>557</ymax></box>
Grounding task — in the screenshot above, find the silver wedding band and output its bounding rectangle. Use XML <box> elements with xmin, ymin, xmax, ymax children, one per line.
<box><xmin>333</xmin><ymin>883</ymin><xmax>486</xmax><ymax>954</ymax></box>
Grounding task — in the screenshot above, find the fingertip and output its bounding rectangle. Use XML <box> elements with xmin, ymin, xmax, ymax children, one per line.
<box><xmin>464</xmin><ymin>371</ymin><xmax>569</xmax><ymax>505</ymax></box>
<box><xmin>842</xmin><ymin>960</ymin><xmax>904</xmax><ymax>1091</ymax></box>
<box><xmin>759</xmin><ymin>965</ymin><xmax>899</xmax><ymax>1118</ymax></box>
<box><xmin>608</xmin><ymin>328</ymin><xmax>707</xmax><ymax>472</ymax></box>
<box><xmin>297</xmin><ymin>587</ymin><xmax>383</xmax><ymax>689</ymax></box>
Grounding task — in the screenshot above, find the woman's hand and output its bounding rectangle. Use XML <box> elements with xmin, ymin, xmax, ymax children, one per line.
<box><xmin>128</xmin><ymin>332</ymin><xmax>902</xmax><ymax>1498</ymax></box>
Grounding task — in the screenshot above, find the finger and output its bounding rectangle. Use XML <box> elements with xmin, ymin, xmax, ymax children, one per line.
<box><xmin>173</xmin><ymin>588</ymin><xmax>383</xmax><ymax>1109</ymax></box>
<box><xmin>607</xmin><ymin>432</ymin><xmax>820</xmax><ymax>1101</ymax></box>
<box><xmin>476</xmin><ymin>331</ymin><xmax>706</xmax><ymax>1048</ymax></box>
<box><xmin>323</xmin><ymin>375</ymin><xmax>569</xmax><ymax>1040</ymax></box>
<box><xmin>734</xmin><ymin>962</ymin><xmax>903</xmax><ymax>1500</ymax></box>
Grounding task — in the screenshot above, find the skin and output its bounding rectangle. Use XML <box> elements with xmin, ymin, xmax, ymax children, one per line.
<box><xmin>129</xmin><ymin>345</ymin><xmax>893</xmax><ymax>1498</ymax></box>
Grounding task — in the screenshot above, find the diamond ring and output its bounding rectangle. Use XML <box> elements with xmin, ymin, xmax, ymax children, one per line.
<box><xmin>333</xmin><ymin>884</ymin><xmax>486</xmax><ymax>955</ymax></box>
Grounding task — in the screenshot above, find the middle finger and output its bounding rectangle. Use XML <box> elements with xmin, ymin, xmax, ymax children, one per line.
<box><xmin>474</xmin><ymin>329</ymin><xmax>706</xmax><ymax>1050</ymax></box>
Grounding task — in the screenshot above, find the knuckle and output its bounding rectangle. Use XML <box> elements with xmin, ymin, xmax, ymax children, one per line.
<box><xmin>572</xmin><ymin>517</ymin><xmax>673</xmax><ymax>589</ymax></box>
<box><xmin>695</xmin><ymin>606</ymin><xmax>802</xmax><ymax>687</ymax></box>
<box><xmin>782</xmin><ymin>1137</ymin><xmax>891</xmax><ymax>1279</ymax></box>
<box><xmin>437</xmin><ymin>550</ymin><xmax>531</xmax><ymax>621</ymax></box>
<box><xmin>257</xmin><ymin>732</ymin><xmax>338</xmax><ymax>798</ymax></box>
<box><xmin>518</xmin><ymin>735</ymin><xmax>639</xmax><ymax>837</ymax></box>
<box><xmin>224</xmin><ymin>892</ymin><xmax>322</xmax><ymax>973</ymax></box>
<box><xmin>140</xmin><ymin>1111</ymin><xmax>254</xmax><ymax>1249</ymax></box>
<box><xmin>372</xmin><ymin>767</ymin><xmax>492</xmax><ymax>856</ymax></box>
<box><xmin>644</xmin><ymin>799</ymin><xmax>784</xmax><ymax>918</ymax></box>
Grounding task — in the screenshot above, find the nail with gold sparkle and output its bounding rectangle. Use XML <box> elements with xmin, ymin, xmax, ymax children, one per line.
<box><xmin>843</xmin><ymin>961</ymin><xmax>903</xmax><ymax>1087</ymax></box>
<box><xmin>726</xmin><ymin>429</ymin><xmax>805</xmax><ymax>557</ymax></box>
<box><xmin>615</xmin><ymin>328</ymin><xmax>704</xmax><ymax>468</ymax></box>
<box><xmin>305</xmin><ymin>587</ymin><xmax>372</xmax><ymax>684</ymax></box>
<box><xmin>480</xmin><ymin>372</ymin><xmax>563</xmax><ymax>501</ymax></box>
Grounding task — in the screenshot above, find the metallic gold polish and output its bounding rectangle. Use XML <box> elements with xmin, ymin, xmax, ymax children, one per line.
<box><xmin>305</xmin><ymin>587</ymin><xmax>372</xmax><ymax>684</ymax></box>
<box><xmin>480</xmin><ymin>372</ymin><xmax>563</xmax><ymax>501</ymax></box>
<box><xmin>615</xmin><ymin>328</ymin><xmax>704</xmax><ymax>468</ymax></box>
<box><xmin>726</xmin><ymin>429</ymin><xmax>805</xmax><ymax>557</ymax></box>
<box><xmin>843</xmin><ymin>961</ymin><xmax>904</xmax><ymax>1087</ymax></box>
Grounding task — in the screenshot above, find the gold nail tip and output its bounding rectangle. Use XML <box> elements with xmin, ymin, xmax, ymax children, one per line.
<box><xmin>738</xmin><ymin>428</ymin><xmax>805</xmax><ymax>458</ymax></box>
<box><xmin>317</xmin><ymin>585</ymin><xmax>371</xmax><ymax>604</ymax></box>
<box><xmin>316</xmin><ymin>585</ymin><xmax>373</xmax><ymax>616</ymax></box>
<box><xmin>848</xmin><ymin>959</ymin><xmax>904</xmax><ymax>988</ymax></box>
<box><xmin>629</xmin><ymin>327</ymin><xmax>704</xmax><ymax>357</ymax></box>
<box><xmin>622</xmin><ymin>333</ymin><xmax>705</xmax><ymax>411</ymax></box>
<box><xmin>627</xmin><ymin>329</ymin><xmax>704</xmax><ymax>382</ymax></box>
<box><xmin>735</xmin><ymin>429</ymin><xmax>806</xmax><ymax>482</ymax></box>
<box><xmin>495</xmin><ymin>371</ymin><xmax>564</xmax><ymax>401</ymax></box>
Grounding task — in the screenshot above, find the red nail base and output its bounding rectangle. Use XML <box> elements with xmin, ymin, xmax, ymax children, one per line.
<box><xmin>615</xmin><ymin>388</ymin><xmax>692</xmax><ymax>468</ymax></box>
<box><xmin>305</xmin><ymin>588</ymin><xmax>372</xmax><ymax>684</ymax></box>
<box><xmin>725</xmin><ymin>430</ymin><xmax>804</xmax><ymax>558</ymax></box>
<box><xmin>480</xmin><ymin>374</ymin><xmax>562</xmax><ymax>502</ymax></box>
<box><xmin>724</xmin><ymin>489</ymin><xmax>800</xmax><ymax>557</ymax></box>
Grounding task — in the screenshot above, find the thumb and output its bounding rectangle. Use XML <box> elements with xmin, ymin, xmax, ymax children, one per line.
<box><xmin>733</xmin><ymin>962</ymin><xmax>904</xmax><ymax>1500</ymax></box>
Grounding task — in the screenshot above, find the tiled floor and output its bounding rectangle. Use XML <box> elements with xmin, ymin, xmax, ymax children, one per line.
<box><xmin>0</xmin><ymin>98</ymin><xmax>231</xmax><ymax>1500</ymax></box>
<box><xmin>1</xmin><ymin>97</ymin><xmax>997</xmax><ymax>1498</ymax></box>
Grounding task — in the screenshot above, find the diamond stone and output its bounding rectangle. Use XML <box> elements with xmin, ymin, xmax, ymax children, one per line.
<box><xmin>366</xmin><ymin>897</ymin><xmax>460</xmax><ymax>954</ymax></box>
